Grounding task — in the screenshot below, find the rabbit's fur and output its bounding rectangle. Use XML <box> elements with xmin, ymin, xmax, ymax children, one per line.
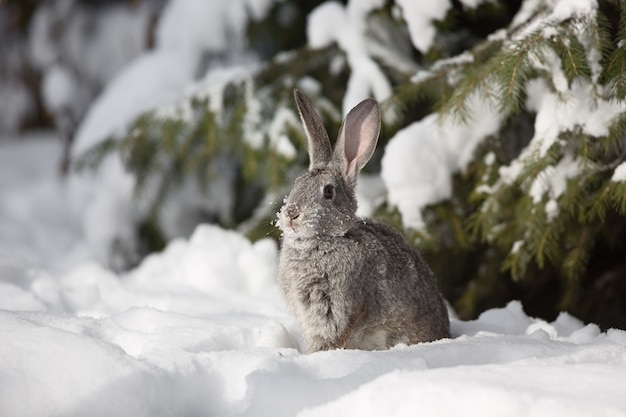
<box><xmin>277</xmin><ymin>90</ymin><xmax>449</xmax><ymax>353</ymax></box>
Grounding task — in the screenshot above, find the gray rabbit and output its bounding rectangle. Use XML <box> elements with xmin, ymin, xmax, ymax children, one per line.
<box><xmin>277</xmin><ymin>90</ymin><xmax>449</xmax><ymax>353</ymax></box>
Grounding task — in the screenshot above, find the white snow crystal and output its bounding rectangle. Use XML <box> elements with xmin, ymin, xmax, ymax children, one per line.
<box><xmin>545</xmin><ymin>199</ymin><xmax>559</xmax><ymax>221</ymax></box>
<box><xmin>611</xmin><ymin>162</ymin><xmax>626</xmax><ymax>182</ymax></box>
<box><xmin>157</xmin><ymin>0</ymin><xmax>276</xmax><ymax>56</ymax></box>
<box><xmin>530</xmin><ymin>45</ymin><xmax>568</xmax><ymax>94</ymax></box>
<box><xmin>67</xmin><ymin>156</ymin><xmax>138</xmax><ymax>267</ymax></box>
<box><xmin>551</xmin><ymin>0</ymin><xmax>597</xmax><ymax>22</ymax></box>
<box><xmin>486</xmin><ymin>28</ymin><xmax>507</xmax><ymax>44</ymax></box>
<box><xmin>355</xmin><ymin>174</ymin><xmax>387</xmax><ymax>218</ymax></box>
<box><xmin>307</xmin><ymin>2</ymin><xmax>347</xmax><ymax>49</ymax></box>
<box><xmin>529</xmin><ymin>152</ymin><xmax>580</xmax><ymax>204</ymax></box>
<box><xmin>72</xmin><ymin>50</ymin><xmax>195</xmax><ymax>157</ymax></box>
<box><xmin>411</xmin><ymin>70</ymin><xmax>435</xmax><ymax>84</ymax></box>
<box><xmin>381</xmin><ymin>116</ymin><xmax>452</xmax><ymax>230</ymax></box>
<box><xmin>0</xmin><ymin>79</ymin><xmax>33</xmax><ymax>133</ymax></box>
<box><xmin>268</xmin><ymin>106</ymin><xmax>299</xmax><ymax>159</ymax></box>
<box><xmin>41</xmin><ymin>64</ymin><xmax>75</xmax><ymax>112</ymax></box>
<box><xmin>459</xmin><ymin>0</ymin><xmax>492</xmax><ymax>7</ymax></box>
<box><xmin>131</xmin><ymin>224</ymin><xmax>279</xmax><ymax>298</ymax></box>
<box><xmin>395</xmin><ymin>0</ymin><xmax>451</xmax><ymax>53</ymax></box>
<box><xmin>484</xmin><ymin>152</ymin><xmax>496</xmax><ymax>166</ymax></box>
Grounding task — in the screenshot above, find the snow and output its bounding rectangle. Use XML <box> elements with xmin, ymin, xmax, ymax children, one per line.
<box><xmin>529</xmin><ymin>152</ymin><xmax>581</xmax><ymax>204</ymax></box>
<box><xmin>511</xmin><ymin>0</ymin><xmax>592</xmax><ymax>34</ymax></box>
<box><xmin>68</xmin><ymin>155</ymin><xmax>139</xmax><ymax>268</ymax></box>
<box><xmin>72</xmin><ymin>51</ymin><xmax>195</xmax><ymax>158</ymax></box>
<box><xmin>154</xmin><ymin>0</ymin><xmax>275</xmax><ymax>71</ymax></box>
<box><xmin>302</xmin><ymin>362</ymin><xmax>626</xmax><ymax>417</ymax></box>
<box><xmin>526</xmin><ymin>79</ymin><xmax>625</xmax><ymax>159</ymax></box>
<box><xmin>395</xmin><ymin>0</ymin><xmax>494</xmax><ymax>58</ymax></box>
<box><xmin>0</xmin><ymin>133</ymin><xmax>88</xmax><ymax>273</ymax></box>
<box><xmin>306</xmin><ymin>2</ymin><xmax>347</xmax><ymax>49</ymax></box>
<box><xmin>531</xmin><ymin>42</ymin><xmax>569</xmax><ymax>94</ymax></box>
<box><xmin>29</xmin><ymin>1</ymin><xmax>151</xmax><ymax>88</ymax></box>
<box><xmin>2</xmin><ymin>136</ymin><xmax>626</xmax><ymax>417</ymax></box>
<box><xmin>267</xmin><ymin>106</ymin><xmax>299</xmax><ymax>159</ymax></box>
<box><xmin>41</xmin><ymin>64</ymin><xmax>75</xmax><ymax>112</ymax></box>
<box><xmin>612</xmin><ymin>162</ymin><xmax>626</xmax><ymax>182</ymax></box>
<box><xmin>459</xmin><ymin>0</ymin><xmax>492</xmax><ymax>7</ymax></box>
<box><xmin>546</xmin><ymin>199</ymin><xmax>560</xmax><ymax>221</ymax></box>
<box><xmin>355</xmin><ymin>174</ymin><xmax>386</xmax><ymax>217</ymax></box>
<box><xmin>2</xmin><ymin>261</ymin><xmax>626</xmax><ymax>417</ymax></box>
<box><xmin>511</xmin><ymin>240</ymin><xmax>524</xmax><ymax>254</ymax></box>
<box><xmin>395</xmin><ymin>0</ymin><xmax>451</xmax><ymax>53</ymax></box>
<box><xmin>26</xmin><ymin>0</ymin><xmax>154</xmax><ymax>134</ymax></box>
<box><xmin>380</xmin><ymin>117</ymin><xmax>452</xmax><ymax>230</ymax></box>
<box><xmin>0</xmin><ymin>78</ymin><xmax>33</xmax><ymax>133</ymax></box>
<box><xmin>307</xmin><ymin>0</ymin><xmax>392</xmax><ymax>113</ymax></box>
<box><xmin>381</xmin><ymin>94</ymin><xmax>503</xmax><ymax>230</ymax></box>
<box><xmin>551</xmin><ymin>0</ymin><xmax>598</xmax><ymax>22</ymax></box>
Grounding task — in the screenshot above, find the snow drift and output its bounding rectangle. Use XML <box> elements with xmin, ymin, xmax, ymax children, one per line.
<box><xmin>1</xmin><ymin>221</ymin><xmax>625</xmax><ymax>417</ymax></box>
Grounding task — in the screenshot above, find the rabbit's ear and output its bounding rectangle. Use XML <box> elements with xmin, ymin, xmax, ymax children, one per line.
<box><xmin>333</xmin><ymin>98</ymin><xmax>380</xmax><ymax>185</ymax></box>
<box><xmin>294</xmin><ymin>89</ymin><xmax>332</xmax><ymax>171</ymax></box>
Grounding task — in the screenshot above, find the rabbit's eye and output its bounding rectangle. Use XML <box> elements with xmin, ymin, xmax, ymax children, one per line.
<box><xmin>322</xmin><ymin>184</ymin><xmax>335</xmax><ymax>200</ymax></box>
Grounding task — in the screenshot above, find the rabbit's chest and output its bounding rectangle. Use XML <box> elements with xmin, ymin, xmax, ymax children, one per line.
<box><xmin>281</xmin><ymin>239</ymin><xmax>360</xmax><ymax>304</ymax></box>
<box><xmin>283</xmin><ymin>238</ymin><xmax>360</xmax><ymax>280</ymax></box>
<box><xmin>280</xmin><ymin>240</ymin><xmax>364</xmax><ymax>344</ymax></box>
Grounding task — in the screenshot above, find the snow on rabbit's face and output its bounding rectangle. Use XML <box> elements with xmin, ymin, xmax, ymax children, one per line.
<box><xmin>278</xmin><ymin>168</ymin><xmax>356</xmax><ymax>239</ymax></box>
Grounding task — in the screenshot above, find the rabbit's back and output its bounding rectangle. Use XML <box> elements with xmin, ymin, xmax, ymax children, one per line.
<box><xmin>347</xmin><ymin>220</ymin><xmax>450</xmax><ymax>347</ymax></box>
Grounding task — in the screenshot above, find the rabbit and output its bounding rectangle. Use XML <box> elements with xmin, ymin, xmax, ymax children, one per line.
<box><xmin>277</xmin><ymin>89</ymin><xmax>450</xmax><ymax>353</ymax></box>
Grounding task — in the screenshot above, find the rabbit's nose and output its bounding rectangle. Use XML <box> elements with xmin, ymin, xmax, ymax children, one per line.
<box><xmin>285</xmin><ymin>205</ymin><xmax>300</xmax><ymax>220</ymax></box>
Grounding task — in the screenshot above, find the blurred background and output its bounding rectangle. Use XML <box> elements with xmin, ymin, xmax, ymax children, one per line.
<box><xmin>1</xmin><ymin>0</ymin><xmax>626</xmax><ymax>330</ymax></box>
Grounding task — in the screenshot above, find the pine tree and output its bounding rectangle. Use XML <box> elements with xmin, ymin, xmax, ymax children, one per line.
<box><xmin>75</xmin><ymin>0</ymin><xmax>626</xmax><ymax>329</ymax></box>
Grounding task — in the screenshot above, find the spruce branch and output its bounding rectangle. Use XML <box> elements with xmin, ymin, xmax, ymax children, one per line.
<box><xmin>610</xmin><ymin>181</ymin><xmax>626</xmax><ymax>214</ymax></box>
<box><xmin>496</xmin><ymin>30</ymin><xmax>545</xmax><ymax>112</ymax></box>
<box><xmin>549</xmin><ymin>29</ymin><xmax>592</xmax><ymax>86</ymax></box>
<box><xmin>532</xmin><ymin>209</ymin><xmax>563</xmax><ymax>268</ymax></box>
<box><xmin>587</xmin><ymin>181</ymin><xmax>613</xmax><ymax>222</ymax></box>
<box><xmin>602</xmin><ymin>45</ymin><xmax>626</xmax><ymax>100</ymax></box>
<box><xmin>73</xmin><ymin>137</ymin><xmax>120</xmax><ymax>172</ymax></box>
<box><xmin>561</xmin><ymin>226</ymin><xmax>591</xmax><ymax>282</ymax></box>
<box><xmin>600</xmin><ymin>4</ymin><xmax>626</xmax><ymax>99</ymax></box>
<box><xmin>502</xmin><ymin>241</ymin><xmax>530</xmax><ymax>281</ymax></box>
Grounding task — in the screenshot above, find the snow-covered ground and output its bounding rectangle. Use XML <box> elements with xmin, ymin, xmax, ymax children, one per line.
<box><xmin>0</xmin><ymin>133</ymin><xmax>92</xmax><ymax>275</ymax></box>
<box><xmin>1</xmin><ymin>136</ymin><xmax>626</xmax><ymax>417</ymax></box>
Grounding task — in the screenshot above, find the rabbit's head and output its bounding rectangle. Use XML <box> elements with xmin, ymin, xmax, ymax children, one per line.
<box><xmin>278</xmin><ymin>90</ymin><xmax>380</xmax><ymax>239</ymax></box>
